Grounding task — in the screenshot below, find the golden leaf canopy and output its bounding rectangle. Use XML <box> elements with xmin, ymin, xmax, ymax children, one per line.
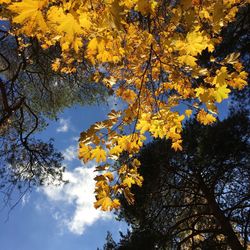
<box><xmin>1</xmin><ymin>0</ymin><xmax>248</xmax><ymax>210</ymax></box>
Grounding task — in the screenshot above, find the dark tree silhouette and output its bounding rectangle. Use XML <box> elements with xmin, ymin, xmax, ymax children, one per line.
<box><xmin>106</xmin><ymin>108</ymin><xmax>249</xmax><ymax>250</ymax></box>
<box><xmin>0</xmin><ymin>23</ymin><xmax>108</xmax><ymax>207</ymax></box>
<box><xmin>102</xmin><ymin>232</ymin><xmax>118</xmax><ymax>250</ymax></box>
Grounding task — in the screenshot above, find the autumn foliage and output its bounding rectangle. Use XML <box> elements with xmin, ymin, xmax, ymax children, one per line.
<box><xmin>0</xmin><ymin>0</ymin><xmax>248</xmax><ymax>211</ymax></box>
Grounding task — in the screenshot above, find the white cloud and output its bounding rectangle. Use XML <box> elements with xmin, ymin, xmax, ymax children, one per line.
<box><xmin>56</xmin><ymin>118</ymin><xmax>70</xmax><ymax>133</ymax></box>
<box><xmin>42</xmin><ymin>163</ymin><xmax>112</xmax><ymax>235</ymax></box>
<box><xmin>62</xmin><ymin>145</ymin><xmax>77</xmax><ymax>161</ymax></box>
<box><xmin>71</xmin><ymin>136</ymin><xmax>79</xmax><ymax>142</ymax></box>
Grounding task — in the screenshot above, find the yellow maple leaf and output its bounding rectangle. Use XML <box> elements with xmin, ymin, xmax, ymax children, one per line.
<box><xmin>214</xmin><ymin>85</ymin><xmax>231</xmax><ymax>103</ymax></box>
<box><xmin>114</xmin><ymin>134</ymin><xmax>145</xmax><ymax>154</ymax></box>
<box><xmin>174</xmin><ymin>28</ymin><xmax>214</xmax><ymax>57</ymax></box>
<box><xmin>116</xmin><ymin>88</ymin><xmax>137</xmax><ymax>103</ymax></box>
<box><xmin>197</xmin><ymin>109</ymin><xmax>216</xmax><ymax>125</ymax></box>
<box><xmin>94</xmin><ymin>189</ymin><xmax>120</xmax><ymax>211</ymax></box>
<box><xmin>8</xmin><ymin>0</ymin><xmax>48</xmax><ymax>34</ymax></box>
<box><xmin>47</xmin><ymin>6</ymin><xmax>82</xmax><ymax>44</ymax></box>
<box><xmin>212</xmin><ymin>67</ymin><xmax>229</xmax><ymax>87</ymax></box>
<box><xmin>94</xmin><ymin>195</ymin><xmax>113</xmax><ymax>211</ymax></box>
<box><xmin>78</xmin><ymin>11</ymin><xmax>92</xmax><ymax>30</ymax></box>
<box><xmin>122</xmin><ymin>176</ymin><xmax>135</xmax><ymax>188</ymax></box>
<box><xmin>78</xmin><ymin>143</ymin><xmax>92</xmax><ymax>163</ymax></box>
<box><xmin>88</xmin><ymin>37</ymin><xmax>99</xmax><ymax>51</ymax></box>
<box><xmin>109</xmin><ymin>145</ymin><xmax>123</xmax><ymax>156</ymax></box>
<box><xmin>185</xmin><ymin>109</ymin><xmax>193</xmax><ymax>118</ymax></box>
<box><xmin>195</xmin><ymin>87</ymin><xmax>213</xmax><ymax>103</ymax></box>
<box><xmin>91</xmin><ymin>146</ymin><xmax>107</xmax><ymax>163</ymax></box>
<box><xmin>178</xmin><ymin>55</ymin><xmax>197</xmax><ymax>67</ymax></box>
<box><xmin>149</xmin><ymin>119</ymin><xmax>166</xmax><ymax>138</ymax></box>
<box><xmin>136</xmin><ymin>113</ymin><xmax>151</xmax><ymax>134</ymax></box>
<box><xmin>230</xmin><ymin>71</ymin><xmax>248</xmax><ymax>90</ymax></box>
<box><xmin>171</xmin><ymin>140</ymin><xmax>183</xmax><ymax>151</ymax></box>
<box><xmin>111</xmin><ymin>199</ymin><xmax>121</xmax><ymax>209</ymax></box>
<box><xmin>87</xmin><ymin>37</ymin><xmax>102</xmax><ymax>63</ymax></box>
<box><xmin>72</xmin><ymin>37</ymin><xmax>83</xmax><ymax>53</ymax></box>
<box><xmin>186</xmin><ymin>30</ymin><xmax>213</xmax><ymax>55</ymax></box>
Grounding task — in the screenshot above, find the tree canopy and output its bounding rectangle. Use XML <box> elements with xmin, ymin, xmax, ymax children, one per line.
<box><xmin>0</xmin><ymin>0</ymin><xmax>249</xmax><ymax>210</ymax></box>
<box><xmin>101</xmin><ymin>106</ymin><xmax>250</xmax><ymax>250</ymax></box>
<box><xmin>0</xmin><ymin>19</ymin><xmax>107</xmax><ymax>205</ymax></box>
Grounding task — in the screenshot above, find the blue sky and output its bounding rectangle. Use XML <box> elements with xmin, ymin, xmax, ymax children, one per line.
<box><xmin>0</xmin><ymin>97</ymin><xmax>128</xmax><ymax>250</ymax></box>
